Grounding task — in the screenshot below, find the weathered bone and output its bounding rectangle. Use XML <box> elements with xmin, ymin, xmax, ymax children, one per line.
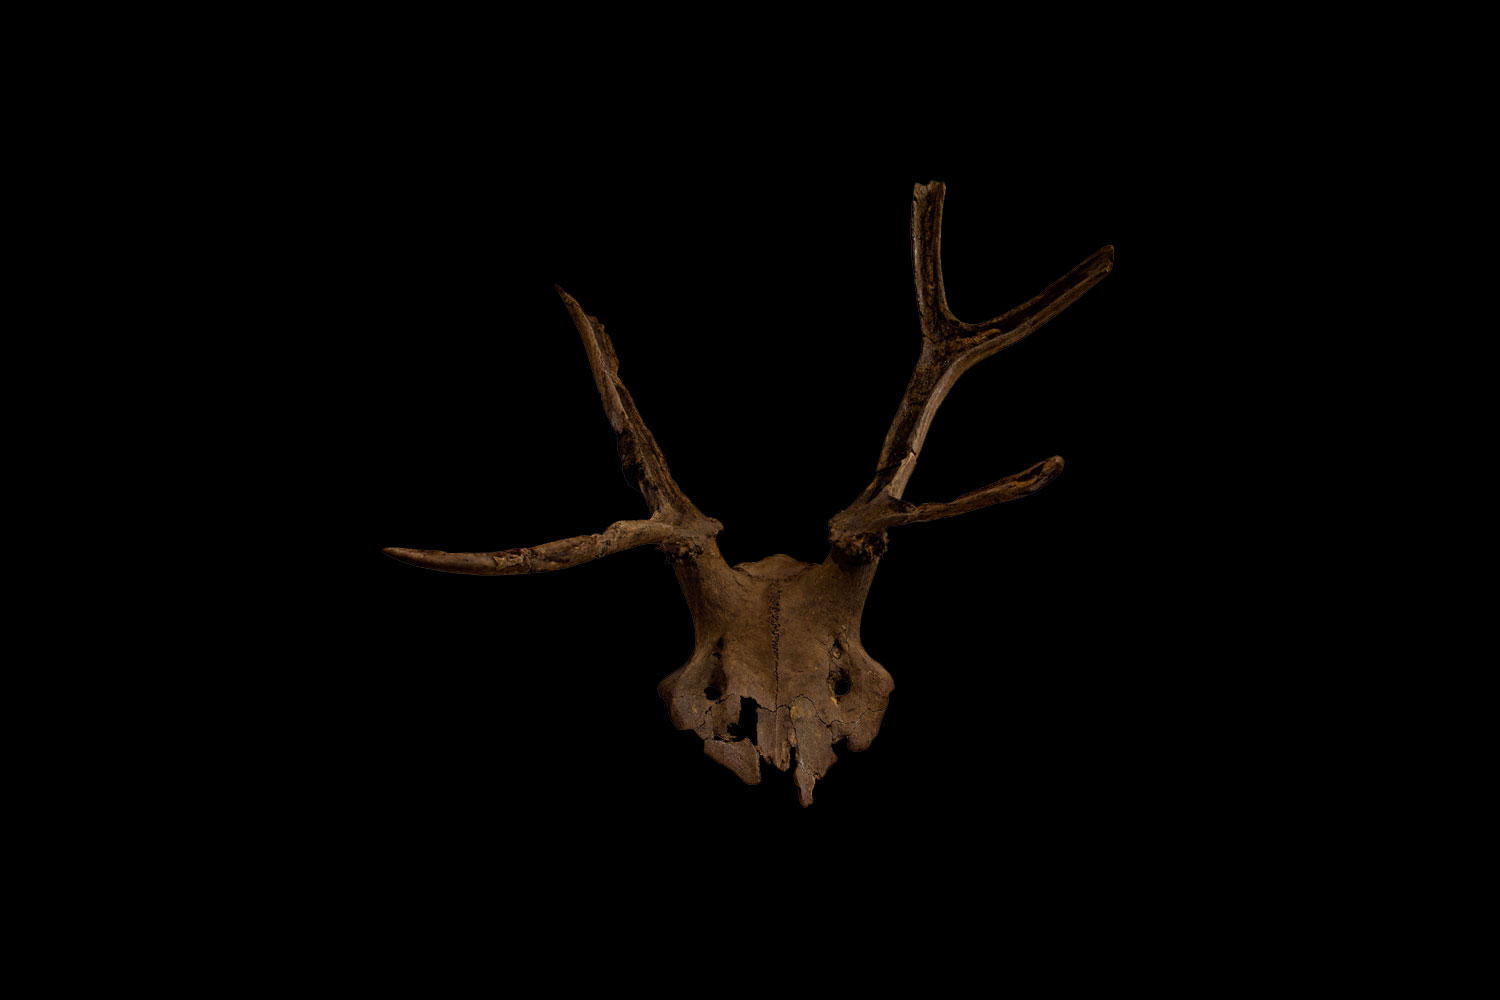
<box><xmin>385</xmin><ymin>181</ymin><xmax>1113</xmax><ymax>805</ymax></box>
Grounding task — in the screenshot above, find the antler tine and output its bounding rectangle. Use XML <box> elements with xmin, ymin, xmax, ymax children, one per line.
<box><xmin>911</xmin><ymin>179</ymin><xmax>957</xmax><ymax>339</ymax></box>
<box><xmin>383</xmin><ymin>517</ymin><xmax>702</xmax><ymax>576</ymax></box>
<box><xmin>385</xmin><ymin>289</ymin><xmax>724</xmax><ymax>577</ymax></box>
<box><xmin>829</xmin><ymin>182</ymin><xmax>1112</xmax><ymax>560</ymax></box>
<box><xmin>555</xmin><ymin>286</ymin><xmax>703</xmax><ymax>520</ymax></box>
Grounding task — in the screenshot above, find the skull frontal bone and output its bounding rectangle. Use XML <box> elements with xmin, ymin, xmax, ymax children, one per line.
<box><xmin>657</xmin><ymin>554</ymin><xmax>894</xmax><ymax>806</ymax></box>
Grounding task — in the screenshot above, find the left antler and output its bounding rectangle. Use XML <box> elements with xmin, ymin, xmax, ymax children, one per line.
<box><xmin>385</xmin><ymin>287</ymin><xmax>727</xmax><ymax>576</ymax></box>
<box><xmin>828</xmin><ymin>181</ymin><xmax>1113</xmax><ymax>560</ymax></box>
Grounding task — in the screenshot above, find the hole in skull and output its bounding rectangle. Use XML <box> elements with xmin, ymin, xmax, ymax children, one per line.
<box><xmin>829</xmin><ymin>659</ymin><xmax>852</xmax><ymax>699</ymax></box>
<box><xmin>705</xmin><ymin>640</ymin><xmax>727</xmax><ymax>702</ymax></box>
<box><xmin>724</xmin><ymin>697</ymin><xmax>759</xmax><ymax>744</ymax></box>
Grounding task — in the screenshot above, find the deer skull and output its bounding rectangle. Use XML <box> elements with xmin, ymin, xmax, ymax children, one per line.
<box><xmin>384</xmin><ymin>182</ymin><xmax>1113</xmax><ymax>805</ymax></box>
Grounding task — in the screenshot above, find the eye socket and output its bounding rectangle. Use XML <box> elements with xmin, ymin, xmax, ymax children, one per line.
<box><xmin>833</xmin><ymin>678</ymin><xmax>851</xmax><ymax>697</ymax></box>
<box><xmin>704</xmin><ymin>685</ymin><xmax>721</xmax><ymax>701</ymax></box>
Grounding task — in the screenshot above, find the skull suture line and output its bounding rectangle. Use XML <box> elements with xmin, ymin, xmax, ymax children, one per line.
<box><xmin>385</xmin><ymin>182</ymin><xmax>1113</xmax><ymax>805</ymax></box>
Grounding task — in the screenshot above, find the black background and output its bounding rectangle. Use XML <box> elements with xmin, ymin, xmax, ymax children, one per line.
<box><xmin>258</xmin><ymin>102</ymin><xmax>1220</xmax><ymax>888</ymax></box>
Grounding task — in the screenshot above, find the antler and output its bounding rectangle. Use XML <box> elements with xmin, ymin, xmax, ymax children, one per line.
<box><xmin>384</xmin><ymin>287</ymin><xmax>724</xmax><ymax>576</ymax></box>
<box><xmin>828</xmin><ymin>181</ymin><xmax>1113</xmax><ymax>560</ymax></box>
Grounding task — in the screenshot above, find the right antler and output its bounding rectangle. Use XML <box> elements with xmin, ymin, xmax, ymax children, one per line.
<box><xmin>828</xmin><ymin>181</ymin><xmax>1114</xmax><ymax>561</ymax></box>
<box><xmin>384</xmin><ymin>287</ymin><xmax>725</xmax><ymax>576</ymax></box>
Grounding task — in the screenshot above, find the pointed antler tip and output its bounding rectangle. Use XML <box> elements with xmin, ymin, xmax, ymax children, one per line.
<box><xmin>382</xmin><ymin>545</ymin><xmax>507</xmax><ymax>575</ymax></box>
<box><xmin>383</xmin><ymin>546</ymin><xmax>454</xmax><ymax>570</ymax></box>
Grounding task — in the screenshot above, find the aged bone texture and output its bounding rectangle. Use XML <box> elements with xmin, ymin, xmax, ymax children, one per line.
<box><xmin>385</xmin><ymin>182</ymin><xmax>1113</xmax><ymax>805</ymax></box>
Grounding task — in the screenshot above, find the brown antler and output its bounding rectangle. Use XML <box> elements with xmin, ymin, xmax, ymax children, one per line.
<box><xmin>384</xmin><ymin>287</ymin><xmax>726</xmax><ymax>576</ymax></box>
<box><xmin>828</xmin><ymin>181</ymin><xmax>1113</xmax><ymax>560</ymax></box>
